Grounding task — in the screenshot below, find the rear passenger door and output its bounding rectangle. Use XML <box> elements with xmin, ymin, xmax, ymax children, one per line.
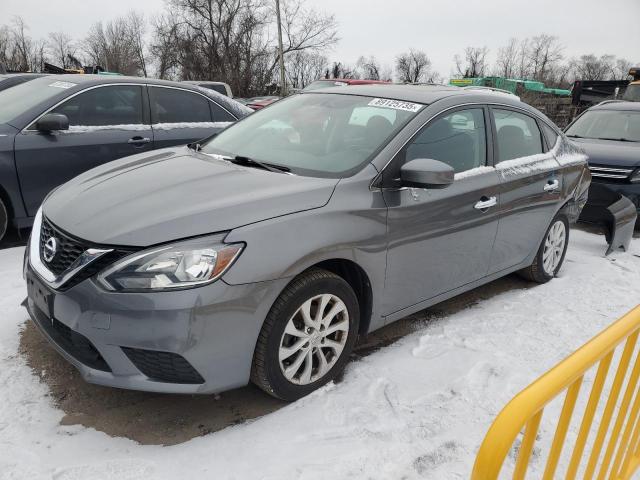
<box><xmin>15</xmin><ymin>84</ymin><xmax>153</xmax><ymax>216</ymax></box>
<box><xmin>488</xmin><ymin>107</ymin><xmax>562</xmax><ymax>274</ymax></box>
<box><xmin>148</xmin><ymin>86</ymin><xmax>236</xmax><ymax>148</ymax></box>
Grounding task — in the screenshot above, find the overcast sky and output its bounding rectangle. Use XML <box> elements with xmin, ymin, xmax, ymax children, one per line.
<box><xmin>2</xmin><ymin>0</ymin><xmax>639</xmax><ymax>79</ymax></box>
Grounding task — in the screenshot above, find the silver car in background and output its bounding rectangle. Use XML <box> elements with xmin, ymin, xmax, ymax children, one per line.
<box><xmin>25</xmin><ymin>85</ymin><xmax>590</xmax><ymax>401</ymax></box>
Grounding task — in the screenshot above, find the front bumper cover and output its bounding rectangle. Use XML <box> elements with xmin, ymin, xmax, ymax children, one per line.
<box><xmin>580</xmin><ymin>183</ymin><xmax>637</xmax><ymax>255</ymax></box>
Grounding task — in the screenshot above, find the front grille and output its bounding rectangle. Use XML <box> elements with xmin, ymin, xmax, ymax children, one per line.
<box><xmin>588</xmin><ymin>164</ymin><xmax>634</xmax><ymax>182</ymax></box>
<box><xmin>40</xmin><ymin>218</ymin><xmax>85</xmax><ymax>276</ymax></box>
<box><xmin>39</xmin><ymin>217</ymin><xmax>136</xmax><ymax>290</ymax></box>
<box><xmin>30</xmin><ymin>303</ymin><xmax>111</xmax><ymax>372</ymax></box>
<box><xmin>122</xmin><ymin>347</ymin><xmax>205</xmax><ymax>384</ymax></box>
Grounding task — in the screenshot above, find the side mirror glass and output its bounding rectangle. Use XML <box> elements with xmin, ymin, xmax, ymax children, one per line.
<box><xmin>36</xmin><ymin>113</ymin><xmax>69</xmax><ymax>132</ymax></box>
<box><xmin>400</xmin><ymin>158</ymin><xmax>454</xmax><ymax>189</ymax></box>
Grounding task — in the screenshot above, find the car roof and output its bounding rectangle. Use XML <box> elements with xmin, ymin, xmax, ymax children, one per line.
<box><xmin>591</xmin><ymin>100</ymin><xmax>640</xmax><ymax>111</ymax></box>
<box><xmin>302</xmin><ymin>83</ymin><xmax>525</xmax><ymax>107</ymax></box>
<box><xmin>313</xmin><ymin>78</ymin><xmax>390</xmax><ymax>85</ymax></box>
<box><xmin>182</xmin><ymin>80</ymin><xmax>229</xmax><ymax>86</ymax></box>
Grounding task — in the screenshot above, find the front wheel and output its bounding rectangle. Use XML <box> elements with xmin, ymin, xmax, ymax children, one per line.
<box><xmin>0</xmin><ymin>199</ymin><xmax>7</xmax><ymax>243</ymax></box>
<box><xmin>519</xmin><ymin>213</ymin><xmax>569</xmax><ymax>283</ymax></box>
<box><xmin>251</xmin><ymin>268</ymin><xmax>360</xmax><ymax>401</ymax></box>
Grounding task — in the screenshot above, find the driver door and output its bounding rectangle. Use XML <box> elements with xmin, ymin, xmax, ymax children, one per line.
<box><xmin>14</xmin><ymin>84</ymin><xmax>153</xmax><ymax>216</ymax></box>
<box><xmin>381</xmin><ymin>106</ymin><xmax>501</xmax><ymax>315</ymax></box>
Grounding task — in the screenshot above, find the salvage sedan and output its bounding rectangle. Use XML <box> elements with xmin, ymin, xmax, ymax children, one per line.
<box><xmin>25</xmin><ymin>85</ymin><xmax>591</xmax><ymax>401</ymax></box>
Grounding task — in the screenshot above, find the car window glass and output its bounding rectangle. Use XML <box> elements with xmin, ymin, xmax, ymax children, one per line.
<box><xmin>209</xmin><ymin>102</ymin><xmax>236</xmax><ymax>122</ymax></box>
<box><xmin>565</xmin><ymin>110</ymin><xmax>640</xmax><ymax>142</ymax></box>
<box><xmin>541</xmin><ymin>122</ymin><xmax>559</xmax><ymax>150</ymax></box>
<box><xmin>493</xmin><ymin>109</ymin><xmax>543</xmax><ymax>161</ymax></box>
<box><xmin>150</xmin><ymin>87</ymin><xmax>212</xmax><ymax>123</ymax></box>
<box><xmin>201</xmin><ymin>84</ymin><xmax>227</xmax><ymax>96</ymax></box>
<box><xmin>403</xmin><ymin>108</ymin><xmax>487</xmax><ymax>174</ymax></box>
<box><xmin>202</xmin><ymin>93</ymin><xmax>420</xmax><ymax>178</ymax></box>
<box><xmin>51</xmin><ymin>85</ymin><xmax>144</xmax><ymax>127</ymax></box>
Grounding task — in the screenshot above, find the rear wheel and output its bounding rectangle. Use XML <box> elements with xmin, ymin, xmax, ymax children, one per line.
<box><xmin>0</xmin><ymin>199</ymin><xmax>7</xmax><ymax>243</ymax></box>
<box><xmin>519</xmin><ymin>214</ymin><xmax>569</xmax><ymax>283</ymax></box>
<box><xmin>251</xmin><ymin>268</ymin><xmax>359</xmax><ymax>401</ymax></box>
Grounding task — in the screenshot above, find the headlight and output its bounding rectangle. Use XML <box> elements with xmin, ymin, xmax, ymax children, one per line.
<box><xmin>97</xmin><ymin>235</ymin><xmax>243</xmax><ymax>292</ymax></box>
<box><xmin>630</xmin><ymin>169</ymin><xmax>640</xmax><ymax>183</ymax></box>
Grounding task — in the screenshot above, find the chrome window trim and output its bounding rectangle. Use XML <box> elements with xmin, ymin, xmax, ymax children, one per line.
<box><xmin>23</xmin><ymin>82</ymin><xmax>237</xmax><ymax>133</ymax></box>
<box><xmin>28</xmin><ymin>209</ymin><xmax>112</xmax><ymax>289</ymax></box>
<box><xmin>370</xmin><ymin>100</ymin><xmax>560</xmax><ymax>190</ymax></box>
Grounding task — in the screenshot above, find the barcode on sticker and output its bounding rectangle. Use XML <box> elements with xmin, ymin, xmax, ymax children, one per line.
<box><xmin>48</xmin><ymin>81</ymin><xmax>76</xmax><ymax>89</ymax></box>
<box><xmin>368</xmin><ymin>98</ymin><xmax>423</xmax><ymax>112</ymax></box>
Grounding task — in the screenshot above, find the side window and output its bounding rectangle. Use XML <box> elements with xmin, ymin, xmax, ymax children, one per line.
<box><xmin>149</xmin><ymin>87</ymin><xmax>212</xmax><ymax>124</ymax></box>
<box><xmin>51</xmin><ymin>85</ymin><xmax>144</xmax><ymax>127</ymax></box>
<box><xmin>541</xmin><ymin>122</ymin><xmax>559</xmax><ymax>150</ymax></box>
<box><xmin>209</xmin><ymin>102</ymin><xmax>236</xmax><ymax>122</ymax></box>
<box><xmin>403</xmin><ymin>108</ymin><xmax>487</xmax><ymax>174</ymax></box>
<box><xmin>493</xmin><ymin>109</ymin><xmax>543</xmax><ymax>162</ymax></box>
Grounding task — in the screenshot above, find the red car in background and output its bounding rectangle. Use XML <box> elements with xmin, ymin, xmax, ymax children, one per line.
<box><xmin>243</xmin><ymin>79</ymin><xmax>390</xmax><ymax>111</ymax></box>
<box><xmin>303</xmin><ymin>78</ymin><xmax>390</xmax><ymax>91</ymax></box>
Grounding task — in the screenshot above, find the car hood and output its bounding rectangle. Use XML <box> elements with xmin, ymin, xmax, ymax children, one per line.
<box><xmin>570</xmin><ymin>138</ymin><xmax>640</xmax><ymax>168</ymax></box>
<box><xmin>44</xmin><ymin>147</ymin><xmax>339</xmax><ymax>246</ymax></box>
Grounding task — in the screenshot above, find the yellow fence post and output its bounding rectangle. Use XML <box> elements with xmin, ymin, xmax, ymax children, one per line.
<box><xmin>471</xmin><ymin>306</ymin><xmax>640</xmax><ymax>480</ymax></box>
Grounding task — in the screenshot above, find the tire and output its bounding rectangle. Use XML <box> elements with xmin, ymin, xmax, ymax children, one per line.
<box><xmin>519</xmin><ymin>213</ymin><xmax>569</xmax><ymax>284</ymax></box>
<box><xmin>251</xmin><ymin>268</ymin><xmax>360</xmax><ymax>401</ymax></box>
<box><xmin>0</xmin><ymin>199</ymin><xmax>7</xmax><ymax>244</ymax></box>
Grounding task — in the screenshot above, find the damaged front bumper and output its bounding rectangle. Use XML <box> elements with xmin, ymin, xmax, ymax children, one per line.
<box><xmin>580</xmin><ymin>183</ymin><xmax>638</xmax><ymax>255</ymax></box>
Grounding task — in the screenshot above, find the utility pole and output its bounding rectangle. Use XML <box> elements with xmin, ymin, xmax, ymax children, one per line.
<box><xmin>275</xmin><ymin>0</ymin><xmax>286</xmax><ymax>97</ymax></box>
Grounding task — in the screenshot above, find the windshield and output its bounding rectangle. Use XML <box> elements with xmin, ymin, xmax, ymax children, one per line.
<box><xmin>623</xmin><ymin>84</ymin><xmax>640</xmax><ymax>102</ymax></box>
<box><xmin>566</xmin><ymin>109</ymin><xmax>640</xmax><ymax>142</ymax></box>
<box><xmin>0</xmin><ymin>77</ymin><xmax>75</xmax><ymax>124</ymax></box>
<box><xmin>201</xmin><ymin>93</ymin><xmax>422</xmax><ymax>177</ymax></box>
<box><xmin>303</xmin><ymin>80</ymin><xmax>349</xmax><ymax>91</ymax></box>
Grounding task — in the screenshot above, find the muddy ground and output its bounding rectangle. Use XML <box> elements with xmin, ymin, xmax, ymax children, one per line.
<box><xmin>18</xmin><ymin>273</ymin><xmax>531</xmax><ymax>446</ymax></box>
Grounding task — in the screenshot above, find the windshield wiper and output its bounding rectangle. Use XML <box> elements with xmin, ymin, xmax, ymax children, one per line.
<box><xmin>597</xmin><ymin>137</ymin><xmax>639</xmax><ymax>143</ymax></box>
<box><xmin>187</xmin><ymin>142</ymin><xmax>202</xmax><ymax>151</ymax></box>
<box><xmin>225</xmin><ymin>155</ymin><xmax>290</xmax><ymax>173</ymax></box>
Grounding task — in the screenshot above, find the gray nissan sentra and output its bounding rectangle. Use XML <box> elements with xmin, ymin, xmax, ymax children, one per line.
<box><xmin>25</xmin><ymin>85</ymin><xmax>591</xmax><ymax>401</ymax></box>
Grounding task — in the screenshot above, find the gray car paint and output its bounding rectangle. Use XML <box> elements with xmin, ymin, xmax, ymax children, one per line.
<box><xmin>26</xmin><ymin>85</ymin><xmax>591</xmax><ymax>394</ymax></box>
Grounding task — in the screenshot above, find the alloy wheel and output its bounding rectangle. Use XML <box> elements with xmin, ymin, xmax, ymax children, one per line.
<box><xmin>542</xmin><ymin>220</ymin><xmax>566</xmax><ymax>275</ymax></box>
<box><xmin>278</xmin><ymin>293</ymin><xmax>349</xmax><ymax>385</ymax></box>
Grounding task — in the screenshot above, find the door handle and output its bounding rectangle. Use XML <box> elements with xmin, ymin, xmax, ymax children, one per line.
<box><xmin>474</xmin><ymin>196</ymin><xmax>497</xmax><ymax>210</ymax></box>
<box><xmin>544</xmin><ymin>179</ymin><xmax>560</xmax><ymax>192</ymax></box>
<box><xmin>128</xmin><ymin>136</ymin><xmax>151</xmax><ymax>146</ymax></box>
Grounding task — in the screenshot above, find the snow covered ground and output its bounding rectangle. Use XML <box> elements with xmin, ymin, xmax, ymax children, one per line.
<box><xmin>1</xmin><ymin>229</ymin><xmax>639</xmax><ymax>480</ymax></box>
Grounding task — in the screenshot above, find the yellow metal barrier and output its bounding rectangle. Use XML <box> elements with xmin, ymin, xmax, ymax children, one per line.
<box><xmin>472</xmin><ymin>306</ymin><xmax>640</xmax><ymax>479</ymax></box>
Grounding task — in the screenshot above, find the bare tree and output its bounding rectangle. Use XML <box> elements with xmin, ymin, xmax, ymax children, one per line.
<box><xmin>612</xmin><ymin>58</ymin><xmax>633</xmax><ymax>80</ymax></box>
<box><xmin>356</xmin><ymin>55</ymin><xmax>381</xmax><ymax>80</ymax></box>
<box><xmin>48</xmin><ymin>32</ymin><xmax>76</xmax><ymax>69</ymax></box>
<box><xmin>127</xmin><ymin>11</ymin><xmax>148</xmax><ymax>77</ymax></box>
<box><xmin>454</xmin><ymin>46</ymin><xmax>488</xmax><ymax>78</ymax></box>
<box><xmin>85</xmin><ymin>14</ymin><xmax>146</xmax><ymax>75</ymax></box>
<box><xmin>495</xmin><ymin>38</ymin><xmax>519</xmax><ymax>78</ymax></box>
<box><xmin>285</xmin><ymin>50</ymin><xmax>327</xmax><ymax>88</ymax></box>
<box><xmin>572</xmin><ymin>54</ymin><xmax>615</xmax><ymax>80</ymax></box>
<box><xmin>395</xmin><ymin>49</ymin><xmax>438</xmax><ymax>83</ymax></box>
<box><xmin>527</xmin><ymin>34</ymin><xmax>564</xmax><ymax>82</ymax></box>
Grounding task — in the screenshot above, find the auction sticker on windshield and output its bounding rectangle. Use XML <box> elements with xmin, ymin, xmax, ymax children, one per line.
<box><xmin>368</xmin><ymin>98</ymin><xmax>423</xmax><ymax>112</ymax></box>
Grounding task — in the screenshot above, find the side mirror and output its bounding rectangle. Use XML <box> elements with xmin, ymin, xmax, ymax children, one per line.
<box><xmin>36</xmin><ymin>113</ymin><xmax>69</xmax><ymax>132</ymax></box>
<box><xmin>400</xmin><ymin>158</ymin><xmax>454</xmax><ymax>189</ymax></box>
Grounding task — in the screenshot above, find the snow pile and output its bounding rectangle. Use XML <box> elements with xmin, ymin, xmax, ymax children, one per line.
<box><xmin>0</xmin><ymin>230</ymin><xmax>638</xmax><ymax>479</ymax></box>
<box><xmin>454</xmin><ymin>165</ymin><xmax>495</xmax><ymax>180</ymax></box>
<box><xmin>66</xmin><ymin>122</ymin><xmax>232</xmax><ymax>133</ymax></box>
